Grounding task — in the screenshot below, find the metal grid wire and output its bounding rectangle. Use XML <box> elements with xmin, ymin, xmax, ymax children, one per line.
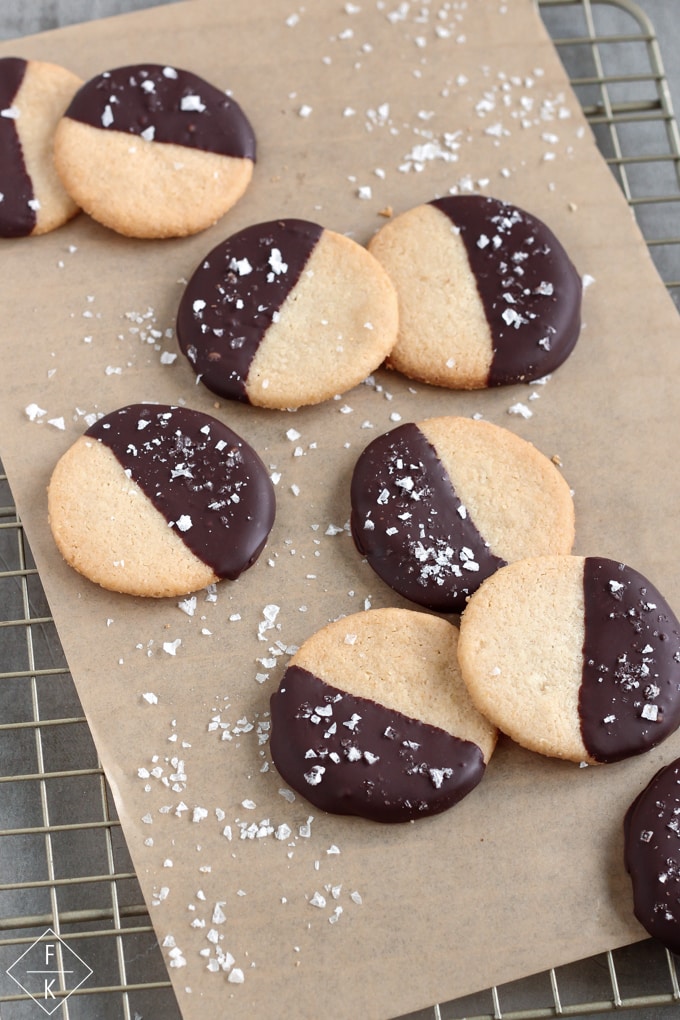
<box><xmin>1</xmin><ymin>1</ymin><xmax>679</xmax><ymax>1017</ymax></box>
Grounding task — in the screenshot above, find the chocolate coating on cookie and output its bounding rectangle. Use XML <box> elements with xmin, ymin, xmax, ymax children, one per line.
<box><xmin>64</xmin><ymin>64</ymin><xmax>256</xmax><ymax>159</ymax></box>
<box><xmin>87</xmin><ymin>403</ymin><xmax>274</xmax><ymax>579</ymax></box>
<box><xmin>433</xmin><ymin>195</ymin><xmax>582</xmax><ymax>383</ymax></box>
<box><xmin>176</xmin><ymin>218</ymin><xmax>324</xmax><ymax>402</ymax></box>
<box><xmin>350</xmin><ymin>422</ymin><xmax>507</xmax><ymax>613</ymax></box>
<box><xmin>0</xmin><ymin>57</ymin><xmax>36</xmax><ymax>237</ymax></box>
<box><xmin>624</xmin><ymin>758</ymin><xmax>680</xmax><ymax>953</ymax></box>
<box><xmin>579</xmin><ymin>558</ymin><xmax>680</xmax><ymax>763</ymax></box>
<box><xmin>431</xmin><ymin>194</ymin><xmax>582</xmax><ymax>385</ymax></box>
<box><xmin>270</xmin><ymin>665</ymin><xmax>486</xmax><ymax>822</ymax></box>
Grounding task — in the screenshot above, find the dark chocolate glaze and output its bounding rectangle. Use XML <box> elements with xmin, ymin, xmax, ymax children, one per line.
<box><xmin>269</xmin><ymin>665</ymin><xmax>486</xmax><ymax>823</ymax></box>
<box><xmin>579</xmin><ymin>557</ymin><xmax>680</xmax><ymax>763</ymax></box>
<box><xmin>624</xmin><ymin>757</ymin><xmax>680</xmax><ymax>953</ymax></box>
<box><xmin>431</xmin><ymin>195</ymin><xmax>582</xmax><ymax>385</ymax></box>
<box><xmin>350</xmin><ymin>422</ymin><xmax>506</xmax><ymax>613</ymax></box>
<box><xmin>87</xmin><ymin>403</ymin><xmax>275</xmax><ymax>580</ymax></box>
<box><xmin>0</xmin><ymin>56</ymin><xmax>37</xmax><ymax>238</ymax></box>
<box><xmin>64</xmin><ymin>64</ymin><xmax>256</xmax><ymax>159</ymax></box>
<box><xmin>176</xmin><ymin>218</ymin><xmax>323</xmax><ymax>402</ymax></box>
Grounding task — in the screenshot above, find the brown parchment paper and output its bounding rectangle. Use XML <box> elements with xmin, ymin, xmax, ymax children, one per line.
<box><xmin>1</xmin><ymin>0</ymin><xmax>679</xmax><ymax>1016</ymax></box>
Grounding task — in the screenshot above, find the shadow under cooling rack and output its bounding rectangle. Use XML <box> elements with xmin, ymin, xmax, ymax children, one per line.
<box><xmin>1</xmin><ymin>1</ymin><xmax>680</xmax><ymax>1018</ymax></box>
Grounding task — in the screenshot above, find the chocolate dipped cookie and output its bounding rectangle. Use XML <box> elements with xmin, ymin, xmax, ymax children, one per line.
<box><xmin>368</xmin><ymin>194</ymin><xmax>582</xmax><ymax>388</ymax></box>
<box><xmin>350</xmin><ymin>415</ymin><xmax>574</xmax><ymax>613</ymax></box>
<box><xmin>269</xmin><ymin>608</ymin><xmax>498</xmax><ymax>822</ymax></box>
<box><xmin>0</xmin><ymin>56</ymin><xmax>82</xmax><ymax>237</ymax></box>
<box><xmin>53</xmin><ymin>64</ymin><xmax>255</xmax><ymax>238</ymax></box>
<box><xmin>625</xmin><ymin>757</ymin><xmax>680</xmax><ymax>954</ymax></box>
<box><xmin>458</xmin><ymin>555</ymin><xmax>680</xmax><ymax>763</ymax></box>
<box><xmin>176</xmin><ymin>217</ymin><xmax>399</xmax><ymax>408</ymax></box>
<box><xmin>47</xmin><ymin>403</ymin><xmax>275</xmax><ymax>597</ymax></box>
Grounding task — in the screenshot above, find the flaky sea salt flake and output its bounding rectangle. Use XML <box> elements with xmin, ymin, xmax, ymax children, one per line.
<box><xmin>507</xmin><ymin>402</ymin><xmax>533</xmax><ymax>419</ymax></box>
<box><xmin>181</xmin><ymin>95</ymin><xmax>206</xmax><ymax>112</ymax></box>
<box><xmin>25</xmin><ymin>403</ymin><xmax>47</xmax><ymax>421</ymax></box>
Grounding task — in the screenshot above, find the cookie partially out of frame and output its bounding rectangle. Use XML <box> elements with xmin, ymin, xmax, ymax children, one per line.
<box><xmin>624</xmin><ymin>757</ymin><xmax>680</xmax><ymax>954</ymax></box>
<box><xmin>53</xmin><ymin>64</ymin><xmax>255</xmax><ymax>238</ymax></box>
<box><xmin>47</xmin><ymin>403</ymin><xmax>275</xmax><ymax>598</ymax></box>
<box><xmin>368</xmin><ymin>194</ymin><xmax>582</xmax><ymax>389</ymax></box>
<box><xmin>176</xmin><ymin>218</ymin><xmax>399</xmax><ymax>408</ymax></box>
<box><xmin>458</xmin><ymin>555</ymin><xmax>680</xmax><ymax>764</ymax></box>
<box><xmin>269</xmin><ymin>608</ymin><xmax>498</xmax><ymax>823</ymax></box>
<box><xmin>0</xmin><ymin>56</ymin><xmax>82</xmax><ymax>237</ymax></box>
<box><xmin>350</xmin><ymin>416</ymin><xmax>574</xmax><ymax>613</ymax></box>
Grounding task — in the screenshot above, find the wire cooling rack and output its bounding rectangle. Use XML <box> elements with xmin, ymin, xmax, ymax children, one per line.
<box><xmin>1</xmin><ymin>1</ymin><xmax>680</xmax><ymax>1018</ymax></box>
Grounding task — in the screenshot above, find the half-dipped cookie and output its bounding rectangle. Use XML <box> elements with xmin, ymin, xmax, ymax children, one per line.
<box><xmin>47</xmin><ymin>403</ymin><xmax>275</xmax><ymax>597</ymax></box>
<box><xmin>176</xmin><ymin>218</ymin><xmax>399</xmax><ymax>408</ymax></box>
<box><xmin>350</xmin><ymin>416</ymin><xmax>574</xmax><ymax>613</ymax></box>
<box><xmin>53</xmin><ymin>64</ymin><xmax>255</xmax><ymax>238</ymax></box>
<box><xmin>269</xmin><ymin>608</ymin><xmax>498</xmax><ymax>822</ymax></box>
<box><xmin>458</xmin><ymin>556</ymin><xmax>680</xmax><ymax>763</ymax></box>
<box><xmin>624</xmin><ymin>758</ymin><xmax>680</xmax><ymax>953</ymax></box>
<box><xmin>0</xmin><ymin>56</ymin><xmax>82</xmax><ymax>237</ymax></box>
<box><xmin>368</xmin><ymin>194</ymin><xmax>582</xmax><ymax>388</ymax></box>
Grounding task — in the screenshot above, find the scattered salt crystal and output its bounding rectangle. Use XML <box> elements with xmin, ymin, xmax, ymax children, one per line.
<box><xmin>507</xmin><ymin>402</ymin><xmax>533</xmax><ymax>419</ymax></box>
<box><xmin>212</xmin><ymin>903</ymin><xmax>227</xmax><ymax>924</ymax></box>
<box><xmin>180</xmin><ymin>94</ymin><xmax>206</xmax><ymax>112</ymax></box>
<box><xmin>25</xmin><ymin>403</ymin><xmax>47</xmax><ymax>421</ymax></box>
<box><xmin>163</xmin><ymin>639</ymin><xmax>182</xmax><ymax>656</ymax></box>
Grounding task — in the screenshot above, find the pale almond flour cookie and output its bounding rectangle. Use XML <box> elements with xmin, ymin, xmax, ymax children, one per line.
<box><xmin>0</xmin><ymin>56</ymin><xmax>82</xmax><ymax>237</ymax></box>
<box><xmin>47</xmin><ymin>403</ymin><xmax>275</xmax><ymax>598</ymax></box>
<box><xmin>269</xmin><ymin>607</ymin><xmax>498</xmax><ymax>822</ymax></box>
<box><xmin>458</xmin><ymin>555</ymin><xmax>680</xmax><ymax>764</ymax></box>
<box><xmin>350</xmin><ymin>416</ymin><xmax>574</xmax><ymax>613</ymax></box>
<box><xmin>53</xmin><ymin>64</ymin><xmax>255</xmax><ymax>238</ymax></box>
<box><xmin>368</xmin><ymin>194</ymin><xmax>582</xmax><ymax>389</ymax></box>
<box><xmin>176</xmin><ymin>218</ymin><xmax>399</xmax><ymax>408</ymax></box>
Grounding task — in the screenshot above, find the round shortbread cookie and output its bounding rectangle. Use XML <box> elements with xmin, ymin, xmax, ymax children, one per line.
<box><xmin>47</xmin><ymin>403</ymin><xmax>275</xmax><ymax>598</ymax></box>
<box><xmin>368</xmin><ymin>194</ymin><xmax>582</xmax><ymax>389</ymax></box>
<box><xmin>458</xmin><ymin>556</ymin><xmax>680</xmax><ymax>764</ymax></box>
<box><xmin>0</xmin><ymin>56</ymin><xmax>82</xmax><ymax>237</ymax></box>
<box><xmin>624</xmin><ymin>757</ymin><xmax>680</xmax><ymax>953</ymax></box>
<box><xmin>53</xmin><ymin>64</ymin><xmax>255</xmax><ymax>238</ymax></box>
<box><xmin>350</xmin><ymin>416</ymin><xmax>574</xmax><ymax>613</ymax></box>
<box><xmin>269</xmin><ymin>608</ymin><xmax>498</xmax><ymax>822</ymax></box>
<box><xmin>176</xmin><ymin>218</ymin><xmax>399</xmax><ymax>408</ymax></box>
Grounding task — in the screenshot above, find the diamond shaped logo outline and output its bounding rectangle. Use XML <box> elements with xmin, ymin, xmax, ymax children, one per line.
<box><xmin>5</xmin><ymin>927</ymin><xmax>94</xmax><ymax>1016</ymax></box>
